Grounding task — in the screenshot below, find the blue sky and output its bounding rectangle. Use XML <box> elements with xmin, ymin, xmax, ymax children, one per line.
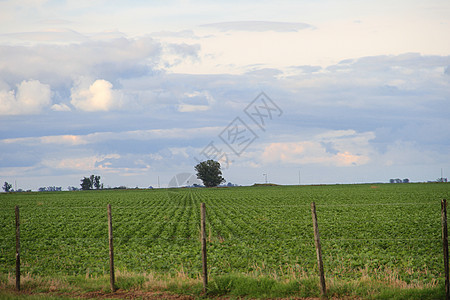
<box><xmin>0</xmin><ymin>0</ymin><xmax>449</xmax><ymax>190</ymax></box>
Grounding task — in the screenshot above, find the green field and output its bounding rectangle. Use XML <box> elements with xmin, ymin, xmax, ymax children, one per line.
<box><xmin>0</xmin><ymin>183</ymin><xmax>449</xmax><ymax>298</ymax></box>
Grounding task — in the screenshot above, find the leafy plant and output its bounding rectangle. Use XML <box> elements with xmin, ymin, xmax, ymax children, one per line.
<box><xmin>0</xmin><ymin>183</ymin><xmax>447</xmax><ymax>298</ymax></box>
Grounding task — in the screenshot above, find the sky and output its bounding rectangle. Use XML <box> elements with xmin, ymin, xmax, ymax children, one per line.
<box><xmin>0</xmin><ymin>0</ymin><xmax>449</xmax><ymax>190</ymax></box>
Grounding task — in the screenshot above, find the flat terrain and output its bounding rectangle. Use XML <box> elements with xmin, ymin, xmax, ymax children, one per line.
<box><xmin>0</xmin><ymin>183</ymin><xmax>449</xmax><ymax>298</ymax></box>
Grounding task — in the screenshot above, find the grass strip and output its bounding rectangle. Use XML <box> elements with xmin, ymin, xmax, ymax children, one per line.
<box><xmin>1</xmin><ymin>271</ymin><xmax>444</xmax><ymax>299</ymax></box>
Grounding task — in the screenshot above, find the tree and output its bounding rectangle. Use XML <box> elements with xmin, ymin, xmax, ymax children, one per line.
<box><xmin>80</xmin><ymin>177</ymin><xmax>93</xmax><ymax>190</ymax></box>
<box><xmin>3</xmin><ymin>181</ymin><xmax>12</xmax><ymax>192</ymax></box>
<box><xmin>94</xmin><ymin>175</ymin><xmax>101</xmax><ymax>189</ymax></box>
<box><xmin>80</xmin><ymin>175</ymin><xmax>102</xmax><ymax>190</ymax></box>
<box><xmin>195</xmin><ymin>160</ymin><xmax>225</xmax><ymax>187</ymax></box>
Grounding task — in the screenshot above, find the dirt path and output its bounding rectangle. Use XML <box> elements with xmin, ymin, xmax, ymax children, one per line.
<box><xmin>3</xmin><ymin>289</ymin><xmax>331</xmax><ymax>299</ymax></box>
<box><xmin>80</xmin><ymin>290</ymin><xmax>195</xmax><ymax>299</ymax></box>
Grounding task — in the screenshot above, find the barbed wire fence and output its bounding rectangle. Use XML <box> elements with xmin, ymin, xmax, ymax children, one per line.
<box><xmin>0</xmin><ymin>199</ymin><xmax>447</xmax><ymax>297</ymax></box>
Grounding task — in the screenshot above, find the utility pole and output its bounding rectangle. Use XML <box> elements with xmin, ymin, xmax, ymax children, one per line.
<box><xmin>263</xmin><ymin>173</ymin><xmax>268</xmax><ymax>184</ymax></box>
<box><xmin>298</xmin><ymin>170</ymin><xmax>301</xmax><ymax>185</ymax></box>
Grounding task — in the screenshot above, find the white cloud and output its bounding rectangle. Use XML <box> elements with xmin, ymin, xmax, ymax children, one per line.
<box><xmin>0</xmin><ymin>29</ymin><xmax>88</xmax><ymax>44</ymax></box>
<box><xmin>1</xmin><ymin>134</ymin><xmax>87</xmax><ymax>146</ymax></box>
<box><xmin>51</xmin><ymin>103</ymin><xmax>71</xmax><ymax>111</ymax></box>
<box><xmin>200</xmin><ymin>21</ymin><xmax>314</xmax><ymax>32</ymax></box>
<box><xmin>42</xmin><ymin>156</ymin><xmax>97</xmax><ymax>171</ymax></box>
<box><xmin>0</xmin><ymin>36</ymin><xmax>163</xmax><ymax>89</ymax></box>
<box><xmin>40</xmin><ymin>135</ymin><xmax>87</xmax><ymax>146</ymax></box>
<box><xmin>0</xmin><ymin>80</ymin><xmax>51</xmax><ymax>115</ymax></box>
<box><xmin>0</xmin><ymin>126</ymin><xmax>222</xmax><ymax>147</ymax></box>
<box><xmin>70</xmin><ymin>79</ymin><xmax>123</xmax><ymax>111</ymax></box>
<box><xmin>261</xmin><ymin>130</ymin><xmax>375</xmax><ymax>167</ymax></box>
<box><xmin>1</xmin><ymin>0</ymin><xmax>450</xmax><ymax>189</ymax></box>
<box><xmin>42</xmin><ymin>153</ymin><xmax>121</xmax><ymax>171</ymax></box>
<box><xmin>178</xmin><ymin>104</ymin><xmax>209</xmax><ymax>112</ymax></box>
<box><xmin>178</xmin><ymin>90</ymin><xmax>215</xmax><ymax>112</ymax></box>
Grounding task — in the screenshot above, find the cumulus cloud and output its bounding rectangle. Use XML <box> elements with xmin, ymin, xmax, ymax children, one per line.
<box><xmin>0</xmin><ymin>35</ymin><xmax>204</xmax><ymax>116</ymax></box>
<box><xmin>0</xmin><ymin>36</ymin><xmax>163</xmax><ymax>92</ymax></box>
<box><xmin>261</xmin><ymin>130</ymin><xmax>375</xmax><ymax>167</ymax></box>
<box><xmin>1</xmin><ymin>50</ymin><xmax>449</xmax><ymax>188</ymax></box>
<box><xmin>0</xmin><ymin>80</ymin><xmax>51</xmax><ymax>115</ymax></box>
<box><xmin>70</xmin><ymin>79</ymin><xmax>123</xmax><ymax>111</ymax></box>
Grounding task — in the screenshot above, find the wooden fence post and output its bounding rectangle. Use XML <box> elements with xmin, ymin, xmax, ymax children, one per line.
<box><xmin>107</xmin><ymin>204</ymin><xmax>116</xmax><ymax>292</ymax></box>
<box><xmin>442</xmin><ymin>199</ymin><xmax>449</xmax><ymax>300</ymax></box>
<box><xmin>311</xmin><ymin>202</ymin><xmax>326</xmax><ymax>298</ymax></box>
<box><xmin>200</xmin><ymin>203</ymin><xmax>208</xmax><ymax>293</ymax></box>
<box><xmin>15</xmin><ymin>205</ymin><xmax>20</xmax><ymax>291</ymax></box>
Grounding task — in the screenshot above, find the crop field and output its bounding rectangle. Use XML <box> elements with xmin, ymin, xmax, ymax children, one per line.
<box><xmin>0</xmin><ymin>183</ymin><xmax>449</xmax><ymax>293</ymax></box>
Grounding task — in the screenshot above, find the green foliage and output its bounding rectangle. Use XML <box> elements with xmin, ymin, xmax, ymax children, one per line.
<box><xmin>80</xmin><ymin>175</ymin><xmax>101</xmax><ymax>190</ymax></box>
<box><xmin>372</xmin><ymin>285</ymin><xmax>445</xmax><ymax>300</ymax></box>
<box><xmin>115</xmin><ymin>274</ymin><xmax>145</xmax><ymax>290</ymax></box>
<box><xmin>194</xmin><ymin>160</ymin><xmax>225</xmax><ymax>187</ymax></box>
<box><xmin>93</xmin><ymin>176</ymin><xmax>101</xmax><ymax>190</ymax></box>
<box><xmin>0</xmin><ymin>183</ymin><xmax>449</xmax><ymax>298</ymax></box>
<box><xmin>208</xmin><ymin>274</ymin><xmax>303</xmax><ymax>298</ymax></box>
<box><xmin>2</xmin><ymin>181</ymin><xmax>12</xmax><ymax>192</ymax></box>
<box><xmin>80</xmin><ymin>177</ymin><xmax>92</xmax><ymax>190</ymax></box>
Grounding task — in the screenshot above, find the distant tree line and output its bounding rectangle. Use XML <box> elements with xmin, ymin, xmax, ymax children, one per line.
<box><xmin>2</xmin><ymin>176</ymin><xmax>148</xmax><ymax>193</ymax></box>
<box><xmin>38</xmin><ymin>186</ymin><xmax>62</xmax><ymax>192</ymax></box>
<box><xmin>1</xmin><ymin>181</ymin><xmax>31</xmax><ymax>192</ymax></box>
<box><xmin>389</xmin><ymin>178</ymin><xmax>409</xmax><ymax>184</ymax></box>
<box><xmin>389</xmin><ymin>177</ymin><xmax>449</xmax><ymax>183</ymax></box>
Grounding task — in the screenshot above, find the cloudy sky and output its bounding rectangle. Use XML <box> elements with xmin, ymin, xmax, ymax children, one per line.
<box><xmin>1</xmin><ymin>0</ymin><xmax>449</xmax><ymax>190</ymax></box>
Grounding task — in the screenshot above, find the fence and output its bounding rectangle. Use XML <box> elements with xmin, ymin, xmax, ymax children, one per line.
<box><xmin>1</xmin><ymin>198</ymin><xmax>448</xmax><ymax>298</ymax></box>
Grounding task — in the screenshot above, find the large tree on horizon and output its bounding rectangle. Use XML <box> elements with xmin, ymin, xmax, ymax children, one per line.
<box><xmin>80</xmin><ymin>177</ymin><xmax>93</xmax><ymax>190</ymax></box>
<box><xmin>195</xmin><ymin>160</ymin><xmax>225</xmax><ymax>187</ymax></box>
<box><xmin>80</xmin><ymin>175</ymin><xmax>102</xmax><ymax>190</ymax></box>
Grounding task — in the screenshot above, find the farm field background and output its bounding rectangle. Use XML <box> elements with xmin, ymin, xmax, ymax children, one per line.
<box><xmin>0</xmin><ymin>183</ymin><xmax>449</xmax><ymax>291</ymax></box>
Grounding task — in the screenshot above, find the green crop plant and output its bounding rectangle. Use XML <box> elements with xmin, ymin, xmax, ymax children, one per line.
<box><xmin>0</xmin><ymin>183</ymin><xmax>449</xmax><ymax>298</ymax></box>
